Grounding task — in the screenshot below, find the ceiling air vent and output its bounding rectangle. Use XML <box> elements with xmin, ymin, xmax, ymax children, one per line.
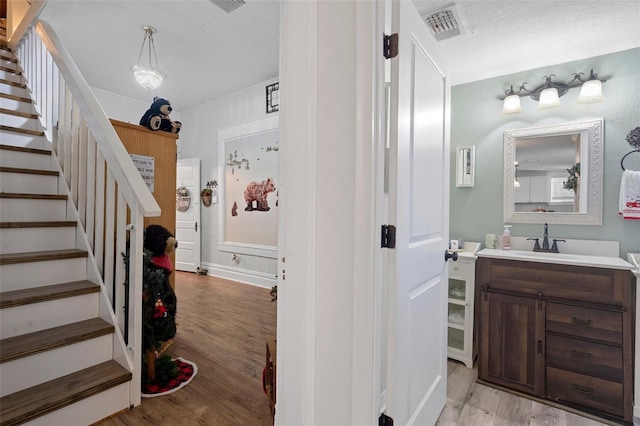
<box><xmin>210</xmin><ymin>0</ymin><xmax>246</xmax><ymax>14</ymax></box>
<box><xmin>422</xmin><ymin>4</ymin><xmax>467</xmax><ymax>41</ymax></box>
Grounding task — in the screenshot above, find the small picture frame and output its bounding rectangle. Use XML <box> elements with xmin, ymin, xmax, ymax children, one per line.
<box><xmin>456</xmin><ymin>145</ymin><xmax>475</xmax><ymax>187</ymax></box>
<box><xmin>266</xmin><ymin>82</ymin><xmax>279</xmax><ymax>114</ymax></box>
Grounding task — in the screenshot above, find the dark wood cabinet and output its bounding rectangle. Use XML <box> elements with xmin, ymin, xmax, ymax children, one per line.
<box><xmin>479</xmin><ymin>291</ymin><xmax>545</xmax><ymax>396</ymax></box>
<box><xmin>477</xmin><ymin>256</ymin><xmax>634</xmax><ymax>423</ymax></box>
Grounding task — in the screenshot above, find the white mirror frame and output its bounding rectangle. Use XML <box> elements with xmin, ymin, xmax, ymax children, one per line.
<box><xmin>503</xmin><ymin>119</ymin><xmax>603</xmax><ymax>225</ymax></box>
<box><xmin>456</xmin><ymin>145</ymin><xmax>475</xmax><ymax>187</ymax></box>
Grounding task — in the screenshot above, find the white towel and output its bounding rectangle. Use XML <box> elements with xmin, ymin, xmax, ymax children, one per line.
<box><xmin>619</xmin><ymin>170</ymin><xmax>640</xmax><ymax>220</ymax></box>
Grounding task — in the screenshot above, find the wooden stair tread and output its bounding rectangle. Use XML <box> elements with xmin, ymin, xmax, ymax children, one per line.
<box><xmin>0</xmin><ymin>143</ymin><xmax>50</xmax><ymax>154</ymax></box>
<box><xmin>0</xmin><ymin>166</ymin><xmax>58</xmax><ymax>176</ymax></box>
<box><xmin>0</xmin><ymin>220</ymin><xmax>76</xmax><ymax>229</ymax></box>
<box><xmin>0</xmin><ymin>280</ymin><xmax>99</xmax><ymax>309</ymax></box>
<box><xmin>0</xmin><ymin>65</ymin><xmax>20</xmax><ymax>75</ymax></box>
<box><xmin>0</xmin><ymin>93</ymin><xmax>29</xmax><ymax>103</ymax></box>
<box><xmin>0</xmin><ymin>79</ymin><xmax>25</xmax><ymax>89</ymax></box>
<box><xmin>0</xmin><ymin>249</ymin><xmax>88</xmax><ymax>265</ymax></box>
<box><xmin>0</xmin><ymin>193</ymin><xmax>66</xmax><ymax>200</ymax></box>
<box><xmin>0</xmin><ymin>318</ymin><xmax>114</xmax><ymax>363</ymax></box>
<box><xmin>0</xmin><ymin>107</ymin><xmax>37</xmax><ymax>119</ymax></box>
<box><xmin>0</xmin><ymin>125</ymin><xmax>44</xmax><ymax>137</ymax></box>
<box><xmin>0</xmin><ymin>54</ymin><xmax>16</xmax><ymax>63</ymax></box>
<box><xmin>0</xmin><ymin>360</ymin><xmax>131</xmax><ymax>426</ymax></box>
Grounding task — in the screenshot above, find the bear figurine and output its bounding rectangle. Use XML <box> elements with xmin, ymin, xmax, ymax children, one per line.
<box><xmin>244</xmin><ymin>178</ymin><xmax>276</xmax><ymax>211</ymax></box>
<box><xmin>139</xmin><ymin>96</ymin><xmax>182</xmax><ymax>134</ymax></box>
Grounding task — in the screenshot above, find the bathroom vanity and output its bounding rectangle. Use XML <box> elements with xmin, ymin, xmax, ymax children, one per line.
<box><xmin>476</xmin><ymin>249</ymin><xmax>635</xmax><ymax>423</ymax></box>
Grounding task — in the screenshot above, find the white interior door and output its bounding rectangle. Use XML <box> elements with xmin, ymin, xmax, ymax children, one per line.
<box><xmin>385</xmin><ymin>0</ymin><xmax>450</xmax><ymax>424</ymax></box>
<box><xmin>176</xmin><ymin>158</ymin><xmax>201</xmax><ymax>272</ymax></box>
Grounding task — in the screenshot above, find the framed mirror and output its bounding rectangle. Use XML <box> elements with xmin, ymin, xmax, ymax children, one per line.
<box><xmin>503</xmin><ymin>119</ymin><xmax>603</xmax><ymax>225</ymax></box>
<box><xmin>456</xmin><ymin>145</ymin><xmax>475</xmax><ymax>187</ymax></box>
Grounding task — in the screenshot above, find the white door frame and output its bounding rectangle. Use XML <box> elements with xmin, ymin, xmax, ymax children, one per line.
<box><xmin>276</xmin><ymin>1</ymin><xmax>382</xmax><ymax>424</ymax></box>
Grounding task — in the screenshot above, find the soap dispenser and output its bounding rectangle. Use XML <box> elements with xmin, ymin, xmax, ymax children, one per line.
<box><xmin>502</xmin><ymin>225</ymin><xmax>512</xmax><ymax>250</ymax></box>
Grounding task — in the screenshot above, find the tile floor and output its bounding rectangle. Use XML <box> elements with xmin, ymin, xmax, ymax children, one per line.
<box><xmin>437</xmin><ymin>360</ymin><xmax>631</xmax><ymax>426</ymax></box>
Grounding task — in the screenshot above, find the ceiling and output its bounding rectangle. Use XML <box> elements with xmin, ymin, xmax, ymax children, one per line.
<box><xmin>37</xmin><ymin>1</ymin><xmax>640</xmax><ymax>112</ymax></box>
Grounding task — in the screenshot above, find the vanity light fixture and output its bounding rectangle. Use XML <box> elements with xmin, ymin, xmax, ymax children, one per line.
<box><xmin>500</xmin><ymin>70</ymin><xmax>606</xmax><ymax>114</ymax></box>
<box><xmin>131</xmin><ymin>25</ymin><xmax>166</xmax><ymax>90</ymax></box>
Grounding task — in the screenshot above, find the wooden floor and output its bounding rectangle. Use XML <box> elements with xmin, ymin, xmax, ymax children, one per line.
<box><xmin>99</xmin><ymin>272</ymin><xmax>630</xmax><ymax>426</ymax></box>
<box><xmin>99</xmin><ymin>271</ymin><xmax>276</xmax><ymax>426</ymax></box>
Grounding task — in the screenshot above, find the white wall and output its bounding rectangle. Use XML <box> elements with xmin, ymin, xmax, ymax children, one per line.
<box><xmin>174</xmin><ymin>78</ymin><xmax>280</xmax><ymax>287</ymax></box>
<box><xmin>92</xmin><ymin>88</ymin><xmax>183</xmax><ymax>135</ymax></box>
<box><xmin>92</xmin><ymin>81</ymin><xmax>277</xmax><ymax>287</ymax></box>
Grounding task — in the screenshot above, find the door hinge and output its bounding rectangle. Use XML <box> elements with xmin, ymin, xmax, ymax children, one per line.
<box><xmin>379</xmin><ymin>413</ymin><xmax>394</xmax><ymax>426</ymax></box>
<box><xmin>381</xmin><ymin>224</ymin><xmax>396</xmax><ymax>248</ymax></box>
<box><xmin>383</xmin><ymin>33</ymin><xmax>398</xmax><ymax>59</ymax></box>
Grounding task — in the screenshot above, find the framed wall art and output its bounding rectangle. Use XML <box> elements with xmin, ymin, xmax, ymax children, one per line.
<box><xmin>266</xmin><ymin>82</ymin><xmax>279</xmax><ymax>114</ymax></box>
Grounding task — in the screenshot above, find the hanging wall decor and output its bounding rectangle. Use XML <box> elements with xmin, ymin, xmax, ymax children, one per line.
<box><xmin>201</xmin><ymin>180</ymin><xmax>218</xmax><ymax>207</ymax></box>
<box><xmin>176</xmin><ymin>186</ymin><xmax>190</xmax><ymax>212</ymax></box>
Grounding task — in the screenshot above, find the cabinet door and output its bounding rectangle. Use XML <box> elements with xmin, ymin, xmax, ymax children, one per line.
<box><xmin>479</xmin><ymin>291</ymin><xmax>545</xmax><ymax>396</ymax></box>
<box><xmin>529</xmin><ymin>175</ymin><xmax>548</xmax><ymax>203</ymax></box>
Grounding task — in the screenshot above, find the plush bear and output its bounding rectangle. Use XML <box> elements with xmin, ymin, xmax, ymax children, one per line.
<box><xmin>244</xmin><ymin>177</ymin><xmax>276</xmax><ymax>211</ymax></box>
<box><xmin>141</xmin><ymin>224</ymin><xmax>178</xmax><ymax>383</ymax></box>
<box><xmin>139</xmin><ymin>96</ymin><xmax>182</xmax><ymax>134</ymax></box>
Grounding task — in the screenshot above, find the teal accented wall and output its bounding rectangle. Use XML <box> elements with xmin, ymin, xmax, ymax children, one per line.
<box><xmin>450</xmin><ymin>48</ymin><xmax>640</xmax><ymax>257</ymax></box>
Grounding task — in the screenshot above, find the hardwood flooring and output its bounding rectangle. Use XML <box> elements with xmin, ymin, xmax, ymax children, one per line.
<box><xmin>99</xmin><ymin>271</ymin><xmax>630</xmax><ymax>426</ymax></box>
<box><xmin>98</xmin><ymin>271</ymin><xmax>276</xmax><ymax>426</ymax></box>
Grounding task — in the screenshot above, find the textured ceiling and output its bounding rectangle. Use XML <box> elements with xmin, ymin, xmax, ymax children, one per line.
<box><xmin>37</xmin><ymin>0</ymin><xmax>640</xmax><ymax>111</ymax></box>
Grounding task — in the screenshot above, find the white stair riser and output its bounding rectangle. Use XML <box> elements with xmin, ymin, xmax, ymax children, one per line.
<box><xmin>0</xmin><ymin>334</ymin><xmax>113</xmax><ymax>397</ymax></box>
<box><xmin>0</xmin><ymin>171</ymin><xmax>58</xmax><ymax>194</ymax></box>
<box><xmin>0</xmin><ymin>149</ymin><xmax>52</xmax><ymax>169</ymax></box>
<box><xmin>0</xmin><ymin>82</ymin><xmax>27</xmax><ymax>98</ymax></box>
<box><xmin>0</xmin><ymin>293</ymin><xmax>99</xmax><ymax>339</ymax></box>
<box><xmin>22</xmin><ymin>382</ymin><xmax>130</xmax><ymax>426</ymax></box>
<box><xmin>0</xmin><ymin>97</ymin><xmax>33</xmax><ymax>114</ymax></box>
<box><xmin>0</xmin><ymin>226</ymin><xmax>76</xmax><ymax>254</ymax></box>
<box><xmin>0</xmin><ymin>69</ymin><xmax>23</xmax><ymax>84</ymax></box>
<box><xmin>0</xmin><ymin>130</ymin><xmax>46</xmax><ymax>149</ymax></box>
<box><xmin>0</xmin><ymin>111</ymin><xmax>40</xmax><ymax>130</ymax></box>
<box><xmin>0</xmin><ymin>257</ymin><xmax>87</xmax><ymax>292</ymax></box>
<box><xmin>0</xmin><ymin>197</ymin><xmax>67</xmax><ymax>221</ymax></box>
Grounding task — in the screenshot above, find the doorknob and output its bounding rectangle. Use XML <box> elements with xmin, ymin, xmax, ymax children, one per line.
<box><xmin>444</xmin><ymin>250</ymin><xmax>458</xmax><ymax>262</ymax></box>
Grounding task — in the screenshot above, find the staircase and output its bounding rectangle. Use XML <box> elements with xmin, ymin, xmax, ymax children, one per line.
<box><xmin>0</xmin><ymin>47</ymin><xmax>132</xmax><ymax>426</ymax></box>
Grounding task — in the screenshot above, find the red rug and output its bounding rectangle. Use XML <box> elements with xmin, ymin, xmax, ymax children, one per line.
<box><xmin>142</xmin><ymin>357</ymin><xmax>198</xmax><ymax>398</ymax></box>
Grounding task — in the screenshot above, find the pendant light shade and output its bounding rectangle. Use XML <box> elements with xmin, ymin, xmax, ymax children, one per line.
<box><xmin>576</xmin><ymin>79</ymin><xmax>604</xmax><ymax>103</ymax></box>
<box><xmin>131</xmin><ymin>25</ymin><xmax>166</xmax><ymax>90</ymax></box>
<box><xmin>537</xmin><ymin>87</ymin><xmax>561</xmax><ymax>109</ymax></box>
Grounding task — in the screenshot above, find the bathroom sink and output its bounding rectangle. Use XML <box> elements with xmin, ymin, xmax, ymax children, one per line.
<box><xmin>477</xmin><ymin>248</ymin><xmax>634</xmax><ymax>270</ymax></box>
<box><xmin>513</xmin><ymin>251</ymin><xmax>579</xmax><ymax>260</ymax></box>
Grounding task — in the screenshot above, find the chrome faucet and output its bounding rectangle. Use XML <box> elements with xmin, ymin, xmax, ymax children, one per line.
<box><xmin>542</xmin><ymin>223</ymin><xmax>549</xmax><ymax>251</ymax></box>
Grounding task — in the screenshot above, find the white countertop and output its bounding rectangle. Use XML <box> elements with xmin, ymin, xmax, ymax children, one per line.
<box><xmin>477</xmin><ymin>248</ymin><xmax>634</xmax><ymax>270</ymax></box>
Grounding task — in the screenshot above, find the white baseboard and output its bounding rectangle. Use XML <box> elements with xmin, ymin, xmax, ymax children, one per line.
<box><xmin>202</xmin><ymin>262</ymin><xmax>277</xmax><ymax>289</ymax></box>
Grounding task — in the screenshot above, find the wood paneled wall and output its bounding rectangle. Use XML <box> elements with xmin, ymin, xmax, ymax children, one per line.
<box><xmin>111</xmin><ymin>119</ymin><xmax>178</xmax><ymax>288</ymax></box>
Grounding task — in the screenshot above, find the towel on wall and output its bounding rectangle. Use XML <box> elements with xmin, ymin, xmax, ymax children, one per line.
<box><xmin>619</xmin><ymin>169</ymin><xmax>640</xmax><ymax>220</ymax></box>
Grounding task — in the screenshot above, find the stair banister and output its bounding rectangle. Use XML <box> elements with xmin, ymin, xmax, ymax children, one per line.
<box><xmin>12</xmin><ymin>18</ymin><xmax>161</xmax><ymax>408</ymax></box>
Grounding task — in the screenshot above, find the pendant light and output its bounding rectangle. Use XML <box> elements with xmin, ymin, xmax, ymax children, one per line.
<box><xmin>131</xmin><ymin>25</ymin><xmax>166</xmax><ymax>90</ymax></box>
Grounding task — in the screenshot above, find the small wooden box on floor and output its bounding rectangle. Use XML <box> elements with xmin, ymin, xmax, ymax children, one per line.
<box><xmin>264</xmin><ymin>337</ymin><xmax>277</xmax><ymax>420</ymax></box>
<box><xmin>110</xmin><ymin>119</ymin><xmax>178</xmax><ymax>289</ymax></box>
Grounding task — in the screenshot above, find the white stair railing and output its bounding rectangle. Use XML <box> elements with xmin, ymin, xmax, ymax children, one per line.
<box><xmin>12</xmin><ymin>19</ymin><xmax>160</xmax><ymax>407</ymax></box>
